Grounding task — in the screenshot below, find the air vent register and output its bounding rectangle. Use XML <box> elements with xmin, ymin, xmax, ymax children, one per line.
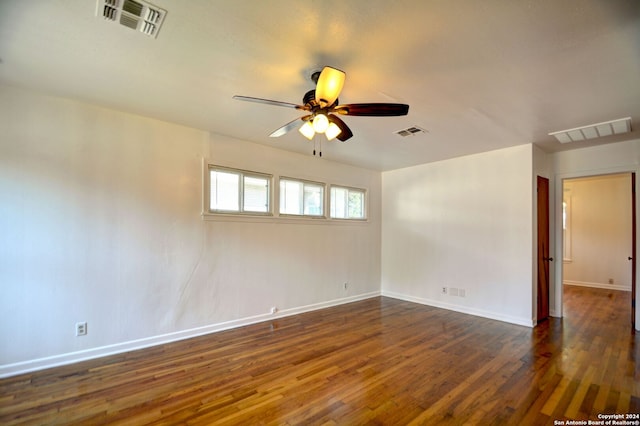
<box><xmin>97</xmin><ymin>0</ymin><xmax>166</xmax><ymax>38</ymax></box>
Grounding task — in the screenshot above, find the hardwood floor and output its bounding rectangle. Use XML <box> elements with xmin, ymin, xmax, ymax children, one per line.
<box><xmin>1</xmin><ymin>286</ymin><xmax>638</xmax><ymax>425</ymax></box>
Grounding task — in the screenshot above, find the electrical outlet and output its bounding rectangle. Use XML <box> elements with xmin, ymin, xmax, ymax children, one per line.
<box><xmin>442</xmin><ymin>287</ymin><xmax>447</xmax><ymax>294</ymax></box>
<box><xmin>608</xmin><ymin>278</ymin><xmax>614</xmax><ymax>284</ymax></box>
<box><xmin>75</xmin><ymin>322</ymin><xmax>87</xmax><ymax>336</ymax></box>
<box><xmin>270</xmin><ymin>306</ymin><xmax>277</xmax><ymax>314</ymax></box>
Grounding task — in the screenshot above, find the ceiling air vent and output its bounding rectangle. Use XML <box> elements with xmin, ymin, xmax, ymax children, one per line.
<box><xmin>96</xmin><ymin>0</ymin><xmax>166</xmax><ymax>38</ymax></box>
<box><xmin>549</xmin><ymin>117</ymin><xmax>631</xmax><ymax>143</ymax></box>
<box><xmin>395</xmin><ymin>126</ymin><xmax>427</xmax><ymax>137</ymax></box>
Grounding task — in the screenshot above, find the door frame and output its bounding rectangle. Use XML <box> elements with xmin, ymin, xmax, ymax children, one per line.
<box><xmin>553</xmin><ymin>167</ymin><xmax>638</xmax><ymax>330</ymax></box>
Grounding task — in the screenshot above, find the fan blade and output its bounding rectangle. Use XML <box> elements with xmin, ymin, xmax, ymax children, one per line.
<box><xmin>334</xmin><ymin>103</ymin><xmax>409</xmax><ymax>116</ymax></box>
<box><xmin>233</xmin><ymin>95</ymin><xmax>308</xmax><ymax>110</ymax></box>
<box><xmin>328</xmin><ymin>114</ymin><xmax>353</xmax><ymax>142</ymax></box>
<box><xmin>269</xmin><ymin>115</ymin><xmax>311</xmax><ymax>138</ymax></box>
<box><xmin>315</xmin><ymin>66</ymin><xmax>345</xmax><ymax>107</ymax></box>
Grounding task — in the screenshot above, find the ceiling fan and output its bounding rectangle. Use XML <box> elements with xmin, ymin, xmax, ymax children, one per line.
<box><xmin>233</xmin><ymin>66</ymin><xmax>409</xmax><ymax>152</ymax></box>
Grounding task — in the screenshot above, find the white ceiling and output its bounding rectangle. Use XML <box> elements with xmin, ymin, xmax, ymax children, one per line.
<box><xmin>1</xmin><ymin>0</ymin><xmax>639</xmax><ymax>171</ymax></box>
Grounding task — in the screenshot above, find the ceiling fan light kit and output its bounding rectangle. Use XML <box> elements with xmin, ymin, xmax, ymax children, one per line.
<box><xmin>233</xmin><ymin>66</ymin><xmax>410</xmax><ymax>153</ymax></box>
<box><xmin>298</xmin><ymin>116</ymin><xmax>340</xmax><ymax>141</ymax></box>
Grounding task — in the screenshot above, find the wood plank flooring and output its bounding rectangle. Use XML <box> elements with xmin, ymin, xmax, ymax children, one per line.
<box><xmin>1</xmin><ymin>286</ymin><xmax>638</xmax><ymax>425</ymax></box>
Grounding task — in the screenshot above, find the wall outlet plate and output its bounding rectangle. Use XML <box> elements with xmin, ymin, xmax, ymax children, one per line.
<box><xmin>75</xmin><ymin>322</ymin><xmax>87</xmax><ymax>336</ymax></box>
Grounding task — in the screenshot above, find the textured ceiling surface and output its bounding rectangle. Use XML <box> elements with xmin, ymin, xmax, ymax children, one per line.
<box><xmin>1</xmin><ymin>0</ymin><xmax>639</xmax><ymax>170</ymax></box>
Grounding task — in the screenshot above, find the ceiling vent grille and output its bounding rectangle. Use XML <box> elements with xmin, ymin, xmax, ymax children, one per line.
<box><xmin>549</xmin><ymin>117</ymin><xmax>631</xmax><ymax>143</ymax></box>
<box><xmin>395</xmin><ymin>126</ymin><xmax>427</xmax><ymax>137</ymax></box>
<box><xmin>96</xmin><ymin>0</ymin><xmax>166</xmax><ymax>38</ymax></box>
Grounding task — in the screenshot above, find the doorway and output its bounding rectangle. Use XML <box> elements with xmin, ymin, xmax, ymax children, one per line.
<box><xmin>537</xmin><ymin>176</ymin><xmax>550</xmax><ymax>323</ymax></box>
<box><xmin>560</xmin><ymin>173</ymin><xmax>635</xmax><ymax>326</ymax></box>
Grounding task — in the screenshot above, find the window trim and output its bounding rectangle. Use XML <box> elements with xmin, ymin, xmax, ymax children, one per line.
<box><xmin>329</xmin><ymin>184</ymin><xmax>368</xmax><ymax>221</ymax></box>
<box><xmin>278</xmin><ymin>176</ymin><xmax>326</xmax><ymax>219</ymax></box>
<box><xmin>205</xmin><ymin>164</ymin><xmax>273</xmax><ymax>216</ymax></box>
<box><xmin>201</xmin><ymin>160</ymin><xmax>369</xmax><ymax>225</ymax></box>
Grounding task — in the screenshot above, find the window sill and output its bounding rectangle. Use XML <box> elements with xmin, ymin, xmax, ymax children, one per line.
<box><xmin>201</xmin><ymin>212</ymin><xmax>369</xmax><ymax>225</ymax></box>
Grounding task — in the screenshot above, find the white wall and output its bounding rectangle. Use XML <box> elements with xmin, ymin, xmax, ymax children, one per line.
<box><xmin>0</xmin><ymin>85</ymin><xmax>381</xmax><ymax>376</ymax></box>
<box><xmin>552</xmin><ymin>139</ymin><xmax>640</xmax><ymax>327</ymax></box>
<box><xmin>381</xmin><ymin>144</ymin><xmax>534</xmax><ymax>326</ymax></box>
<box><xmin>5</xmin><ymin>82</ymin><xmax>638</xmax><ymax>375</ymax></box>
<box><xmin>563</xmin><ymin>174</ymin><xmax>632</xmax><ymax>291</ymax></box>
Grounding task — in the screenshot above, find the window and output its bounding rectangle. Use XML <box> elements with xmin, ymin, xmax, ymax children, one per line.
<box><xmin>205</xmin><ymin>166</ymin><xmax>368</xmax><ymax>223</ymax></box>
<box><xmin>208</xmin><ymin>166</ymin><xmax>271</xmax><ymax>214</ymax></box>
<box><xmin>279</xmin><ymin>178</ymin><xmax>324</xmax><ymax>217</ymax></box>
<box><xmin>330</xmin><ymin>186</ymin><xmax>366</xmax><ymax>219</ymax></box>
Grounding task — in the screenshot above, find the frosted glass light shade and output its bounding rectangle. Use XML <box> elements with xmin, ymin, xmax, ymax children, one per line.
<box><xmin>312</xmin><ymin>114</ymin><xmax>329</xmax><ymax>133</ymax></box>
<box><xmin>325</xmin><ymin>122</ymin><xmax>342</xmax><ymax>141</ymax></box>
<box><xmin>299</xmin><ymin>121</ymin><xmax>315</xmax><ymax>139</ymax></box>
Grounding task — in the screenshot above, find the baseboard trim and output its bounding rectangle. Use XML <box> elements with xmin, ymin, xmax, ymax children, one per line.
<box><xmin>0</xmin><ymin>292</ymin><xmax>380</xmax><ymax>378</ymax></box>
<box><xmin>564</xmin><ymin>280</ymin><xmax>631</xmax><ymax>292</ymax></box>
<box><xmin>381</xmin><ymin>290</ymin><xmax>535</xmax><ymax>328</ymax></box>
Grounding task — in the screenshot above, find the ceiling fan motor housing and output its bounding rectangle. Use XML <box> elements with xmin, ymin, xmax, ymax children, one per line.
<box><xmin>303</xmin><ymin>90</ymin><xmax>339</xmax><ymax>110</ymax></box>
<box><xmin>303</xmin><ymin>90</ymin><xmax>316</xmax><ymax>106</ymax></box>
